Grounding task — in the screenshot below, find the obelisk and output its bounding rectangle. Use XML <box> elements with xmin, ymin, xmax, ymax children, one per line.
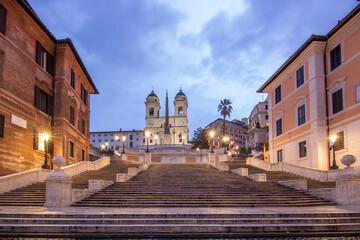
<box><xmin>163</xmin><ymin>90</ymin><xmax>172</xmax><ymax>144</ymax></box>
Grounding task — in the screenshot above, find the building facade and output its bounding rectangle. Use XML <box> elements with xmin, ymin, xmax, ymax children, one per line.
<box><xmin>0</xmin><ymin>0</ymin><xmax>98</xmax><ymax>175</ymax></box>
<box><xmin>205</xmin><ymin>118</ymin><xmax>247</xmax><ymax>149</ymax></box>
<box><xmin>258</xmin><ymin>4</ymin><xmax>360</xmax><ymax>170</ymax></box>
<box><xmin>246</xmin><ymin>100</ymin><xmax>268</xmax><ymax>152</ymax></box>
<box><xmin>90</xmin><ymin>130</ymin><xmax>144</xmax><ymax>150</ymax></box>
<box><xmin>144</xmin><ymin>89</ymin><xmax>189</xmax><ymax>145</ymax></box>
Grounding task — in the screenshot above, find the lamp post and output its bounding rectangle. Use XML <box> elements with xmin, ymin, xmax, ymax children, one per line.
<box><xmin>182</xmin><ymin>135</ymin><xmax>185</xmax><ymax>145</ymax></box>
<box><xmin>145</xmin><ymin>131</ymin><xmax>150</xmax><ymax>153</ymax></box>
<box><xmin>115</xmin><ymin>135</ymin><xmax>119</xmax><ymax>150</ymax></box>
<box><xmin>230</xmin><ymin>141</ymin><xmax>233</xmax><ymax>150</ymax></box>
<box><xmin>122</xmin><ymin>136</ymin><xmax>126</xmax><ymax>154</ymax></box>
<box><xmin>223</xmin><ymin>136</ymin><xmax>228</xmax><ymax>154</ymax></box>
<box><xmin>235</xmin><ymin>145</ymin><xmax>239</xmax><ymax>158</ymax></box>
<box><xmin>330</xmin><ymin>134</ymin><xmax>338</xmax><ymax>170</ymax></box>
<box><xmin>41</xmin><ymin>133</ymin><xmax>50</xmax><ymax>169</ymax></box>
<box><xmin>210</xmin><ymin>131</ymin><xmax>215</xmax><ymax>153</ymax></box>
<box><xmin>101</xmin><ymin>144</ymin><xmax>105</xmax><ymax>155</ymax></box>
<box><xmin>105</xmin><ymin>142</ymin><xmax>108</xmax><ymax>151</ymax></box>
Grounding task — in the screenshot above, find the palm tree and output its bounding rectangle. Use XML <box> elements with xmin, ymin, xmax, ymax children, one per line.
<box><xmin>217</xmin><ymin>99</ymin><xmax>233</xmax><ymax>152</ymax></box>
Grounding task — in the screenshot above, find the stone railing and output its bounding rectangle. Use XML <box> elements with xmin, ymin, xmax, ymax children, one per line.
<box><xmin>0</xmin><ymin>156</ymin><xmax>110</xmax><ymax>194</ymax></box>
<box><xmin>246</xmin><ymin>157</ymin><xmax>341</xmax><ymax>182</ymax></box>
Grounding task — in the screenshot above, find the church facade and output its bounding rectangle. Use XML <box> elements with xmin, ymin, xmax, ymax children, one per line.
<box><xmin>144</xmin><ymin>89</ymin><xmax>189</xmax><ymax>145</ymax></box>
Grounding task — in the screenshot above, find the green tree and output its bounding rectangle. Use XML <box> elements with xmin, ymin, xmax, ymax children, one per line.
<box><xmin>217</xmin><ymin>99</ymin><xmax>233</xmax><ymax>148</ymax></box>
<box><xmin>191</xmin><ymin>127</ymin><xmax>210</xmax><ymax>149</ymax></box>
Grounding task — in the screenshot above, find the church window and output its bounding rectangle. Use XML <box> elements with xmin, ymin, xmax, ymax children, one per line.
<box><xmin>178</xmin><ymin>106</ymin><xmax>183</xmax><ymax>115</ymax></box>
<box><xmin>149</xmin><ymin>107</ymin><xmax>154</xmax><ymax>117</ymax></box>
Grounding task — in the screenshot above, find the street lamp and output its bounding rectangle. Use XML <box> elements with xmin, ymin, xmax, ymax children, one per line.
<box><xmin>115</xmin><ymin>135</ymin><xmax>119</xmax><ymax>150</ymax></box>
<box><xmin>101</xmin><ymin>144</ymin><xmax>105</xmax><ymax>155</ymax></box>
<box><xmin>155</xmin><ymin>135</ymin><xmax>158</xmax><ymax>145</ymax></box>
<box><xmin>145</xmin><ymin>131</ymin><xmax>150</xmax><ymax>153</ymax></box>
<box><xmin>235</xmin><ymin>145</ymin><xmax>239</xmax><ymax>157</ymax></box>
<box><xmin>210</xmin><ymin>131</ymin><xmax>215</xmax><ymax>153</ymax></box>
<box><xmin>223</xmin><ymin>136</ymin><xmax>228</xmax><ymax>154</ymax></box>
<box><xmin>41</xmin><ymin>133</ymin><xmax>50</xmax><ymax>169</ymax></box>
<box><xmin>122</xmin><ymin>136</ymin><xmax>126</xmax><ymax>154</ymax></box>
<box><xmin>105</xmin><ymin>142</ymin><xmax>108</xmax><ymax>150</ymax></box>
<box><xmin>230</xmin><ymin>141</ymin><xmax>233</xmax><ymax>150</ymax></box>
<box><xmin>330</xmin><ymin>134</ymin><xmax>338</xmax><ymax>170</ymax></box>
<box><xmin>182</xmin><ymin>135</ymin><xmax>185</xmax><ymax>145</ymax></box>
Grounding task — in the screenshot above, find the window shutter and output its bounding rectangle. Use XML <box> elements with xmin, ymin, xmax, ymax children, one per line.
<box><xmin>34</xmin><ymin>86</ymin><xmax>40</xmax><ymax>109</ymax></box>
<box><xmin>33</xmin><ymin>129</ymin><xmax>39</xmax><ymax>150</ymax></box>
<box><xmin>0</xmin><ymin>4</ymin><xmax>7</xmax><ymax>35</ymax></box>
<box><xmin>47</xmin><ymin>53</ymin><xmax>54</xmax><ymax>75</ymax></box>
<box><xmin>48</xmin><ymin>94</ymin><xmax>53</xmax><ymax>116</ymax></box>
<box><xmin>35</xmin><ymin>41</ymin><xmax>42</xmax><ymax>65</ymax></box>
<box><xmin>0</xmin><ymin>114</ymin><xmax>4</xmax><ymax>138</ymax></box>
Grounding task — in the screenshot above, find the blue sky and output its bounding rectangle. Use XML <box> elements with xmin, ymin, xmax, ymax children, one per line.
<box><xmin>29</xmin><ymin>0</ymin><xmax>359</xmax><ymax>137</ymax></box>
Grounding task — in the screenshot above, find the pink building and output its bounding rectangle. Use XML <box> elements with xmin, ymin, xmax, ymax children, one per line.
<box><xmin>258</xmin><ymin>4</ymin><xmax>360</xmax><ymax>170</ymax></box>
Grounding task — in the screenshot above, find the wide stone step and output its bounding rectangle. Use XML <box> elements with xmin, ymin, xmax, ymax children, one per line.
<box><xmin>72</xmin><ymin>202</ymin><xmax>335</xmax><ymax>207</ymax></box>
<box><xmin>2</xmin><ymin>216</ymin><xmax>360</xmax><ymax>225</ymax></box>
<box><xmin>0</xmin><ymin>222</ymin><xmax>359</xmax><ymax>236</ymax></box>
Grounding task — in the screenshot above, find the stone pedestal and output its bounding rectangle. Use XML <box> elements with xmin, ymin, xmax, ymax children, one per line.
<box><xmin>121</xmin><ymin>153</ymin><xmax>127</xmax><ymax>161</ymax></box>
<box><xmin>45</xmin><ymin>156</ymin><xmax>72</xmax><ymax>208</ymax></box>
<box><xmin>336</xmin><ymin>155</ymin><xmax>360</xmax><ymax>206</ymax></box>
<box><xmin>144</xmin><ymin>153</ymin><xmax>151</xmax><ymax>164</ymax></box>
<box><xmin>163</xmin><ymin>134</ymin><xmax>172</xmax><ymax>144</ymax></box>
<box><xmin>208</xmin><ymin>153</ymin><xmax>216</xmax><ymax>164</ymax></box>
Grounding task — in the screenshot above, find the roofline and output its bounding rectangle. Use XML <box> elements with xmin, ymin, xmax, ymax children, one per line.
<box><xmin>257</xmin><ymin>3</ymin><xmax>360</xmax><ymax>93</ymax></box>
<box><xmin>257</xmin><ymin>35</ymin><xmax>326</xmax><ymax>92</ymax></box>
<box><xmin>17</xmin><ymin>1</ymin><xmax>99</xmax><ymax>94</ymax></box>
<box><xmin>205</xmin><ymin>118</ymin><xmax>247</xmax><ymax>129</ymax></box>
<box><xmin>90</xmin><ymin>130</ymin><xmax>144</xmax><ymax>134</ymax></box>
<box><xmin>57</xmin><ymin>38</ymin><xmax>99</xmax><ymax>94</ymax></box>
<box><xmin>17</xmin><ymin>0</ymin><xmax>56</xmax><ymax>43</ymax></box>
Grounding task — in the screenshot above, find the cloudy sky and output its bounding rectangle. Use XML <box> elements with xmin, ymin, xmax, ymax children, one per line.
<box><xmin>29</xmin><ymin>0</ymin><xmax>359</xmax><ymax>137</ymax></box>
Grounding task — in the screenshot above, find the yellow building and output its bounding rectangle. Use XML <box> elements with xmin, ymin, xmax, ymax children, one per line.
<box><xmin>258</xmin><ymin>4</ymin><xmax>360</xmax><ymax>170</ymax></box>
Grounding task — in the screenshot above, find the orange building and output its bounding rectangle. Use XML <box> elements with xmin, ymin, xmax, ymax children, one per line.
<box><xmin>258</xmin><ymin>4</ymin><xmax>360</xmax><ymax>170</ymax></box>
<box><xmin>0</xmin><ymin>0</ymin><xmax>98</xmax><ymax>175</ymax></box>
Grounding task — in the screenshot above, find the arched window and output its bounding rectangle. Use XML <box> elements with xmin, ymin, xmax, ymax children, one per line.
<box><xmin>178</xmin><ymin>106</ymin><xmax>183</xmax><ymax>115</ymax></box>
<box><xmin>149</xmin><ymin>107</ymin><xmax>154</xmax><ymax>117</ymax></box>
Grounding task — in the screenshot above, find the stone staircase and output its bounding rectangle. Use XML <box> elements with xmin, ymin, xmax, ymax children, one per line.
<box><xmin>226</xmin><ymin>157</ymin><xmax>336</xmax><ymax>189</ymax></box>
<box><xmin>0</xmin><ymin>160</ymin><xmax>139</xmax><ymax>207</ymax></box>
<box><xmin>73</xmin><ymin>164</ymin><xmax>335</xmax><ymax>207</ymax></box>
<box><xmin>0</xmin><ymin>212</ymin><xmax>360</xmax><ymax>238</ymax></box>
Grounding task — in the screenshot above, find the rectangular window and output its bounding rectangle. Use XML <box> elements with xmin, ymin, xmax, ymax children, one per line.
<box><xmin>265</xmin><ymin>115</ymin><xmax>268</xmax><ymax>120</ymax></box>
<box><xmin>277</xmin><ymin>149</ymin><xmax>283</xmax><ymax>162</ymax></box>
<box><xmin>334</xmin><ymin>131</ymin><xmax>345</xmax><ymax>151</ymax></box>
<box><xmin>81</xmin><ymin>149</ymin><xmax>85</xmax><ymax>161</ymax></box>
<box><xmin>296</xmin><ymin>66</ymin><xmax>304</xmax><ymax>88</ymax></box>
<box><xmin>276</xmin><ymin>118</ymin><xmax>282</xmax><ymax>136</ymax></box>
<box><xmin>143</xmin><ymin>138</ymin><xmax>145</xmax><ymax>143</ymax></box>
<box><xmin>70</xmin><ymin>69</ymin><xmax>75</xmax><ymax>89</ymax></box>
<box><xmin>130</xmin><ymin>135</ymin><xmax>133</xmax><ymax>140</ymax></box>
<box><xmin>332</xmin><ymin>89</ymin><xmax>343</xmax><ymax>114</ymax></box>
<box><xmin>81</xmin><ymin>119</ymin><xmax>86</xmax><ymax>135</ymax></box>
<box><xmin>299</xmin><ymin>141</ymin><xmax>307</xmax><ymax>158</ymax></box>
<box><xmin>35</xmin><ymin>41</ymin><xmax>54</xmax><ymax>75</ymax></box>
<box><xmin>297</xmin><ymin>105</ymin><xmax>306</xmax><ymax>126</ymax></box>
<box><xmin>34</xmin><ymin>86</ymin><xmax>52</xmax><ymax>115</ymax></box>
<box><xmin>130</xmin><ymin>142</ymin><xmax>133</xmax><ymax>147</ymax></box>
<box><xmin>70</xmin><ymin>106</ymin><xmax>75</xmax><ymax>125</ymax></box>
<box><xmin>275</xmin><ymin>85</ymin><xmax>281</xmax><ymax>104</ymax></box>
<box><xmin>0</xmin><ymin>114</ymin><xmax>4</xmax><ymax>138</ymax></box>
<box><xmin>265</xmin><ymin>104</ymin><xmax>268</xmax><ymax>110</ymax></box>
<box><xmin>81</xmin><ymin>84</ymin><xmax>88</xmax><ymax>106</ymax></box>
<box><xmin>330</xmin><ymin>44</ymin><xmax>342</xmax><ymax>71</ymax></box>
<box><xmin>69</xmin><ymin>141</ymin><xmax>74</xmax><ymax>158</ymax></box>
<box><xmin>0</xmin><ymin>4</ymin><xmax>7</xmax><ymax>35</ymax></box>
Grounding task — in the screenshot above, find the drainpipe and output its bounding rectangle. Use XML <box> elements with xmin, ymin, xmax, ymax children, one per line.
<box><xmin>323</xmin><ymin>40</ymin><xmax>330</xmax><ymax>170</ymax></box>
<box><xmin>50</xmin><ymin>47</ymin><xmax>57</xmax><ymax>170</ymax></box>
